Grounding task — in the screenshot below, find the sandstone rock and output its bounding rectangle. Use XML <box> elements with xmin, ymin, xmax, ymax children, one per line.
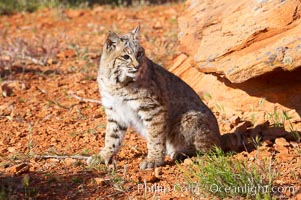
<box><xmin>153</xmin><ymin>21</ymin><xmax>163</xmax><ymax>29</ymax></box>
<box><xmin>274</xmin><ymin>143</ymin><xmax>289</xmax><ymax>154</ymax></box>
<box><xmin>183</xmin><ymin>158</ymin><xmax>193</xmax><ymax>166</ymax></box>
<box><xmin>64</xmin><ymin>158</ymin><xmax>77</xmax><ymax>167</ymax></box>
<box><xmin>275</xmin><ymin>152</ymin><xmax>293</xmax><ymax>162</ymax></box>
<box><xmin>0</xmin><ymin>103</ymin><xmax>13</xmax><ymax>116</ymax></box>
<box><xmin>136</xmin><ymin>170</ymin><xmax>159</xmax><ymax>183</ymax></box>
<box><xmin>220</xmin><ymin>122</ymin><xmax>232</xmax><ymax>133</ymax></box>
<box><xmin>275</xmin><ymin>137</ymin><xmax>290</xmax><ymax>147</ymax></box>
<box><xmin>229</xmin><ymin>116</ymin><xmax>241</xmax><ymax>127</ymax></box>
<box><xmin>178</xmin><ymin>0</ymin><xmax>301</xmax><ymax>83</ymax></box>
<box><xmin>154</xmin><ymin>167</ymin><xmax>162</xmax><ymax>179</ymax></box>
<box><xmin>257</xmin><ymin>149</ymin><xmax>272</xmax><ymax>160</ymax></box>
<box><xmin>173</xmin><ymin>0</ymin><xmax>301</xmax><ymax>125</ymax></box>
<box><xmin>94</xmin><ymin>177</ymin><xmax>109</xmax><ymax>186</ymax></box>
<box><xmin>7</xmin><ymin>146</ymin><xmax>16</xmax><ymax>153</ymax></box>
<box><xmin>56</xmin><ymin>49</ymin><xmax>76</xmax><ymax>59</ymax></box>
<box><xmin>64</xmin><ymin>10</ymin><xmax>85</xmax><ymax>19</ymax></box>
<box><xmin>1</xmin><ymin>80</ymin><xmax>27</xmax><ymax>97</ymax></box>
<box><xmin>169</xmin><ymin>54</ymin><xmax>188</xmax><ymax>71</ymax></box>
<box><xmin>7</xmin><ymin>163</ymin><xmax>30</xmax><ymax>175</ymax></box>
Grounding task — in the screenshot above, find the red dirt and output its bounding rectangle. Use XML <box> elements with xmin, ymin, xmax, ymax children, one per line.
<box><xmin>0</xmin><ymin>3</ymin><xmax>300</xmax><ymax>200</ymax></box>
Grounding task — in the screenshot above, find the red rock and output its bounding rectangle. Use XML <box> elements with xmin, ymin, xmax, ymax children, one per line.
<box><xmin>257</xmin><ymin>150</ymin><xmax>272</xmax><ymax>160</ymax></box>
<box><xmin>7</xmin><ymin>163</ymin><xmax>30</xmax><ymax>175</ymax></box>
<box><xmin>136</xmin><ymin>170</ymin><xmax>159</xmax><ymax>183</ymax></box>
<box><xmin>275</xmin><ymin>137</ymin><xmax>290</xmax><ymax>147</ymax></box>
<box><xmin>153</xmin><ymin>21</ymin><xmax>163</xmax><ymax>29</ymax></box>
<box><xmin>178</xmin><ymin>0</ymin><xmax>301</xmax><ymax>83</ymax></box>
<box><xmin>169</xmin><ymin>54</ymin><xmax>188</xmax><ymax>71</ymax></box>
<box><xmin>56</xmin><ymin>49</ymin><xmax>76</xmax><ymax>59</ymax></box>
<box><xmin>172</xmin><ymin>0</ymin><xmax>301</xmax><ymax>128</ymax></box>
<box><xmin>47</xmin><ymin>58</ymin><xmax>58</xmax><ymax>65</ymax></box>
<box><xmin>64</xmin><ymin>10</ymin><xmax>84</xmax><ymax>18</ymax></box>
<box><xmin>220</xmin><ymin>122</ymin><xmax>232</xmax><ymax>133</ymax></box>
<box><xmin>94</xmin><ymin>177</ymin><xmax>109</xmax><ymax>186</ymax></box>
<box><xmin>7</xmin><ymin>147</ymin><xmax>16</xmax><ymax>153</ymax></box>
<box><xmin>229</xmin><ymin>116</ymin><xmax>241</xmax><ymax>127</ymax></box>
<box><xmin>154</xmin><ymin>167</ymin><xmax>162</xmax><ymax>179</ymax></box>
<box><xmin>64</xmin><ymin>158</ymin><xmax>76</xmax><ymax>167</ymax></box>
<box><xmin>183</xmin><ymin>158</ymin><xmax>193</xmax><ymax>166</ymax></box>
<box><xmin>275</xmin><ymin>152</ymin><xmax>294</xmax><ymax>162</ymax></box>
<box><xmin>274</xmin><ymin>144</ymin><xmax>289</xmax><ymax>154</ymax></box>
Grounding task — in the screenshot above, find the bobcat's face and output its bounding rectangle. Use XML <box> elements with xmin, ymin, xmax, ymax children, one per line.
<box><xmin>101</xmin><ymin>26</ymin><xmax>145</xmax><ymax>83</ymax></box>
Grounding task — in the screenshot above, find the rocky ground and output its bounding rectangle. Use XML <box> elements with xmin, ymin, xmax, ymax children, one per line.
<box><xmin>0</xmin><ymin>3</ymin><xmax>301</xmax><ymax>199</ymax></box>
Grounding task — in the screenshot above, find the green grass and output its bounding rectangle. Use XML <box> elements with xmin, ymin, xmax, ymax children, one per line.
<box><xmin>265</xmin><ymin>108</ymin><xmax>300</xmax><ymax>142</ymax></box>
<box><xmin>265</xmin><ymin>109</ymin><xmax>290</xmax><ymax>128</ymax></box>
<box><xmin>181</xmin><ymin>147</ymin><xmax>277</xmax><ymax>199</ymax></box>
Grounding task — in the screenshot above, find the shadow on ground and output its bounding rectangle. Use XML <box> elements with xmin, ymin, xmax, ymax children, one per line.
<box><xmin>0</xmin><ymin>170</ymin><xmax>133</xmax><ymax>199</ymax></box>
<box><xmin>222</xmin><ymin>121</ymin><xmax>301</xmax><ymax>153</ymax></box>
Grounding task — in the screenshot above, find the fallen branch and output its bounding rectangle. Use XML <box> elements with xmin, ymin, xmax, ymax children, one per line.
<box><xmin>19</xmin><ymin>55</ymin><xmax>46</xmax><ymax>66</ymax></box>
<box><xmin>35</xmin><ymin>155</ymin><xmax>89</xmax><ymax>160</ymax></box>
<box><xmin>68</xmin><ymin>91</ymin><xmax>101</xmax><ymax>104</ymax></box>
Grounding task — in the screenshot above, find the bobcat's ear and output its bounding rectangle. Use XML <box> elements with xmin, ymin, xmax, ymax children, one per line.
<box><xmin>105</xmin><ymin>31</ymin><xmax>120</xmax><ymax>51</ymax></box>
<box><xmin>131</xmin><ymin>25</ymin><xmax>140</xmax><ymax>40</ymax></box>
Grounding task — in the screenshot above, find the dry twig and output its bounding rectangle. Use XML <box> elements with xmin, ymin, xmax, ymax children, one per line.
<box><xmin>35</xmin><ymin>155</ymin><xmax>89</xmax><ymax>160</ymax></box>
<box><xmin>68</xmin><ymin>91</ymin><xmax>101</xmax><ymax>104</ymax></box>
<box><xmin>19</xmin><ymin>55</ymin><xmax>46</xmax><ymax>66</ymax></box>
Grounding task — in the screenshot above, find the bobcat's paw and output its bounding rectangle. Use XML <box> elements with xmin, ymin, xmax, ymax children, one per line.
<box><xmin>87</xmin><ymin>154</ymin><xmax>105</xmax><ymax>166</ymax></box>
<box><xmin>139</xmin><ymin>158</ymin><xmax>164</xmax><ymax>170</ymax></box>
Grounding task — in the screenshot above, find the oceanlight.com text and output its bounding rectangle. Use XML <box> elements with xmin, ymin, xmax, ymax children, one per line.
<box><xmin>137</xmin><ymin>182</ymin><xmax>295</xmax><ymax>196</ymax></box>
<box><xmin>209</xmin><ymin>184</ymin><xmax>295</xmax><ymax>196</ymax></box>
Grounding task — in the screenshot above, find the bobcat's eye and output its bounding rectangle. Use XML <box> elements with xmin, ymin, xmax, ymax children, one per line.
<box><xmin>137</xmin><ymin>51</ymin><xmax>143</xmax><ymax>59</ymax></box>
<box><xmin>122</xmin><ymin>55</ymin><xmax>130</xmax><ymax>60</ymax></box>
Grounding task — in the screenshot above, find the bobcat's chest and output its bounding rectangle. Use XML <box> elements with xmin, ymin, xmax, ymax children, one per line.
<box><xmin>101</xmin><ymin>90</ymin><xmax>148</xmax><ymax>139</ymax></box>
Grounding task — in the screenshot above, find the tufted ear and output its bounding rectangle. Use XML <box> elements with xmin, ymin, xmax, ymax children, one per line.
<box><xmin>105</xmin><ymin>31</ymin><xmax>120</xmax><ymax>51</ymax></box>
<box><xmin>131</xmin><ymin>25</ymin><xmax>140</xmax><ymax>40</ymax></box>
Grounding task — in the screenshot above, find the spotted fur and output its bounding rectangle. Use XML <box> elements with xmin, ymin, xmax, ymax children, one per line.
<box><xmin>87</xmin><ymin>26</ymin><xmax>222</xmax><ymax>169</ymax></box>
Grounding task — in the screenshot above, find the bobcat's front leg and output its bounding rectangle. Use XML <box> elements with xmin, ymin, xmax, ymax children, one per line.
<box><xmin>139</xmin><ymin>107</ymin><xmax>167</xmax><ymax>169</ymax></box>
<box><xmin>88</xmin><ymin>115</ymin><xmax>127</xmax><ymax>165</ymax></box>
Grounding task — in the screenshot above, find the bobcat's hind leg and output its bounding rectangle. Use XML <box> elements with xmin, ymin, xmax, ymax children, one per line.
<box><xmin>168</xmin><ymin>111</ymin><xmax>221</xmax><ymax>159</ymax></box>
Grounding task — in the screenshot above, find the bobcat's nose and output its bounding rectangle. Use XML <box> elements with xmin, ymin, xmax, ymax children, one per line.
<box><xmin>130</xmin><ymin>65</ymin><xmax>139</xmax><ymax>72</ymax></box>
<box><xmin>131</xmin><ymin>58</ymin><xmax>139</xmax><ymax>69</ymax></box>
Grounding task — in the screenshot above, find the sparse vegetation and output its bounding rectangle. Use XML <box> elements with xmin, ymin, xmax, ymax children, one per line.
<box><xmin>252</xmin><ymin>135</ymin><xmax>262</xmax><ymax>149</ymax></box>
<box><xmin>0</xmin><ymin>36</ymin><xmax>66</xmax><ymax>79</ymax></box>
<box><xmin>265</xmin><ymin>109</ymin><xmax>290</xmax><ymax>128</ymax></box>
<box><xmin>0</xmin><ymin>2</ymin><xmax>300</xmax><ymax>199</ymax></box>
<box><xmin>182</xmin><ymin>147</ymin><xmax>277</xmax><ymax>199</ymax></box>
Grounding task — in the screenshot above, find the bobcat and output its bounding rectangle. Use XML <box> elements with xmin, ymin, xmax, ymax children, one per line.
<box><xmin>87</xmin><ymin>26</ymin><xmax>222</xmax><ymax>169</ymax></box>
